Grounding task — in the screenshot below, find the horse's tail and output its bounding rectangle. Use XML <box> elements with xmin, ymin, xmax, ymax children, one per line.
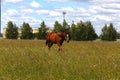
<box><xmin>46</xmin><ymin>40</ymin><xmax>48</xmax><ymax>46</ymax></box>
<box><xmin>46</xmin><ymin>40</ymin><xmax>49</xmax><ymax>46</ymax></box>
<box><xmin>46</xmin><ymin>34</ymin><xmax>49</xmax><ymax>46</ymax></box>
<box><xmin>46</xmin><ymin>33</ymin><xmax>51</xmax><ymax>46</ymax></box>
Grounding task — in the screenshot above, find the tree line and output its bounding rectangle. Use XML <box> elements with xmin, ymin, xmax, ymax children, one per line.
<box><xmin>5</xmin><ymin>20</ymin><xmax>120</xmax><ymax>41</ymax></box>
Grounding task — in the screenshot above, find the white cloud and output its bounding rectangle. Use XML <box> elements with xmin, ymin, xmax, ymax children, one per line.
<box><xmin>20</xmin><ymin>16</ymin><xmax>42</xmax><ymax>27</ymax></box>
<box><xmin>3</xmin><ymin>9</ymin><xmax>19</xmax><ymax>16</ymax></box>
<box><xmin>61</xmin><ymin>7</ymin><xmax>74</xmax><ymax>12</ymax></box>
<box><xmin>4</xmin><ymin>0</ymin><xmax>23</xmax><ymax>3</ymax></box>
<box><xmin>36</xmin><ymin>9</ymin><xmax>49</xmax><ymax>14</ymax></box>
<box><xmin>22</xmin><ymin>9</ymin><xmax>34</xmax><ymax>13</ymax></box>
<box><xmin>101</xmin><ymin>3</ymin><xmax>120</xmax><ymax>9</ymax></box>
<box><xmin>45</xmin><ymin>0</ymin><xmax>90</xmax><ymax>2</ymax></box>
<box><xmin>76</xmin><ymin>7</ymin><xmax>87</xmax><ymax>13</ymax></box>
<box><xmin>89</xmin><ymin>3</ymin><xmax>120</xmax><ymax>17</ymax></box>
<box><xmin>45</xmin><ymin>0</ymin><xmax>68</xmax><ymax>2</ymax></box>
<box><xmin>92</xmin><ymin>0</ymin><xmax>120</xmax><ymax>3</ymax></box>
<box><xmin>21</xmin><ymin>16</ymin><xmax>42</xmax><ymax>23</ymax></box>
<box><xmin>95</xmin><ymin>15</ymin><xmax>115</xmax><ymax>21</ymax></box>
<box><xmin>30</xmin><ymin>1</ymin><xmax>40</xmax><ymax>8</ymax></box>
<box><xmin>49</xmin><ymin>11</ymin><xmax>61</xmax><ymax>16</ymax></box>
<box><xmin>88</xmin><ymin>3</ymin><xmax>120</xmax><ymax>22</ymax></box>
<box><xmin>46</xmin><ymin>0</ymin><xmax>120</xmax><ymax>3</ymax></box>
<box><xmin>1</xmin><ymin>0</ymin><xmax>120</xmax><ymax>34</ymax></box>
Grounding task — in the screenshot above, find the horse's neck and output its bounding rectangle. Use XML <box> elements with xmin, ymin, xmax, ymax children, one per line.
<box><xmin>57</xmin><ymin>33</ymin><xmax>66</xmax><ymax>39</ymax></box>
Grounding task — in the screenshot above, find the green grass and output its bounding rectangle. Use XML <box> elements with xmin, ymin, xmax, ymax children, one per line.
<box><xmin>0</xmin><ymin>39</ymin><xmax>120</xmax><ymax>80</ymax></box>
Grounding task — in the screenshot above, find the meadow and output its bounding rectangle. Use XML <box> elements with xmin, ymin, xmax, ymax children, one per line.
<box><xmin>0</xmin><ymin>39</ymin><xmax>120</xmax><ymax>80</ymax></box>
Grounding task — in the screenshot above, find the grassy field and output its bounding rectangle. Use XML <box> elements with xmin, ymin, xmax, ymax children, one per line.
<box><xmin>0</xmin><ymin>39</ymin><xmax>120</xmax><ymax>80</ymax></box>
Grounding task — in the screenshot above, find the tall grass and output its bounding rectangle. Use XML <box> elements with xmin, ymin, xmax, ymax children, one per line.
<box><xmin>0</xmin><ymin>39</ymin><xmax>120</xmax><ymax>80</ymax></box>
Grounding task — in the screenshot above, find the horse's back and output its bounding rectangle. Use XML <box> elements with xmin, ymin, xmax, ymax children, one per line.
<box><xmin>46</xmin><ymin>32</ymin><xmax>61</xmax><ymax>43</ymax></box>
<box><xmin>46</xmin><ymin>32</ymin><xmax>54</xmax><ymax>40</ymax></box>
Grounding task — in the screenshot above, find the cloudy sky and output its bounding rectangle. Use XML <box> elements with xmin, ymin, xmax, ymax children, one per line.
<box><xmin>1</xmin><ymin>0</ymin><xmax>120</xmax><ymax>35</ymax></box>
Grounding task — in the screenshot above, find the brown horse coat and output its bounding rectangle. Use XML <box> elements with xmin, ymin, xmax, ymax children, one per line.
<box><xmin>46</xmin><ymin>32</ymin><xmax>69</xmax><ymax>51</ymax></box>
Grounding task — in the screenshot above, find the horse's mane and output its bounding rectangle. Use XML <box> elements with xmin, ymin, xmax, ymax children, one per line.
<box><xmin>57</xmin><ymin>32</ymin><xmax>66</xmax><ymax>39</ymax></box>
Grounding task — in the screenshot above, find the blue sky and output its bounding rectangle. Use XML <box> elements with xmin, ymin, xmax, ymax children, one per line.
<box><xmin>1</xmin><ymin>0</ymin><xmax>120</xmax><ymax>35</ymax></box>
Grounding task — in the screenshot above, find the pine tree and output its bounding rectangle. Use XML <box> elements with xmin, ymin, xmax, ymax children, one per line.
<box><xmin>85</xmin><ymin>21</ymin><xmax>98</xmax><ymax>40</ymax></box>
<box><xmin>21</xmin><ymin>22</ymin><xmax>33</xmax><ymax>39</ymax></box>
<box><xmin>53</xmin><ymin>20</ymin><xmax>62</xmax><ymax>32</ymax></box>
<box><xmin>62</xmin><ymin>19</ymin><xmax>70</xmax><ymax>33</ymax></box>
<box><xmin>37</xmin><ymin>21</ymin><xmax>48</xmax><ymax>39</ymax></box>
<box><xmin>6</xmin><ymin>21</ymin><xmax>18</xmax><ymax>39</ymax></box>
<box><xmin>75</xmin><ymin>21</ymin><xmax>97</xmax><ymax>41</ymax></box>
<box><xmin>53</xmin><ymin>20</ymin><xmax>70</xmax><ymax>33</ymax></box>
<box><xmin>100</xmin><ymin>24</ymin><xmax>108</xmax><ymax>40</ymax></box>
<box><xmin>76</xmin><ymin>21</ymin><xmax>85</xmax><ymax>40</ymax></box>
<box><xmin>70</xmin><ymin>21</ymin><xmax>77</xmax><ymax>40</ymax></box>
<box><xmin>107</xmin><ymin>23</ymin><xmax>117</xmax><ymax>41</ymax></box>
<box><xmin>100</xmin><ymin>23</ymin><xmax>117</xmax><ymax>41</ymax></box>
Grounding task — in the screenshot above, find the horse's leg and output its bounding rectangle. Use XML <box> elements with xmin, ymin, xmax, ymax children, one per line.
<box><xmin>57</xmin><ymin>43</ymin><xmax>62</xmax><ymax>51</ymax></box>
<box><xmin>46</xmin><ymin>40</ymin><xmax>50</xmax><ymax>46</ymax></box>
<box><xmin>46</xmin><ymin>40</ymin><xmax>48</xmax><ymax>46</ymax></box>
<box><xmin>58</xmin><ymin>41</ymin><xmax>63</xmax><ymax>51</ymax></box>
<box><xmin>48</xmin><ymin>42</ymin><xmax>53</xmax><ymax>50</ymax></box>
<box><xmin>48</xmin><ymin>42</ymin><xmax>51</xmax><ymax>50</ymax></box>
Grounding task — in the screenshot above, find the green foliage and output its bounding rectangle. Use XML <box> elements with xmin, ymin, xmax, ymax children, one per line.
<box><xmin>76</xmin><ymin>21</ymin><xmax>85</xmax><ymax>40</ymax></box>
<box><xmin>5</xmin><ymin>21</ymin><xmax>119</xmax><ymax>41</ymax></box>
<box><xmin>36</xmin><ymin>21</ymin><xmax>48</xmax><ymax>39</ymax></box>
<box><xmin>100</xmin><ymin>23</ymin><xmax>117</xmax><ymax>41</ymax></box>
<box><xmin>70</xmin><ymin>21</ymin><xmax>77</xmax><ymax>40</ymax></box>
<box><xmin>53</xmin><ymin>19</ymin><xmax>70</xmax><ymax>33</ymax></box>
<box><xmin>70</xmin><ymin>21</ymin><xmax>97</xmax><ymax>41</ymax></box>
<box><xmin>0</xmin><ymin>40</ymin><xmax>120</xmax><ymax>80</ymax></box>
<box><xmin>53</xmin><ymin>20</ymin><xmax>62</xmax><ymax>32</ymax></box>
<box><xmin>85</xmin><ymin>21</ymin><xmax>98</xmax><ymax>40</ymax></box>
<box><xmin>62</xmin><ymin>19</ymin><xmax>70</xmax><ymax>32</ymax></box>
<box><xmin>6</xmin><ymin>21</ymin><xmax>18</xmax><ymax>39</ymax></box>
<box><xmin>117</xmin><ymin>32</ymin><xmax>120</xmax><ymax>39</ymax></box>
<box><xmin>20</xmin><ymin>22</ymin><xmax>33</xmax><ymax>39</ymax></box>
<box><xmin>100</xmin><ymin>24</ymin><xmax>108</xmax><ymax>40</ymax></box>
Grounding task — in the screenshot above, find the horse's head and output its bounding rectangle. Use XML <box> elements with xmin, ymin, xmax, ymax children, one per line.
<box><xmin>57</xmin><ymin>32</ymin><xmax>69</xmax><ymax>43</ymax></box>
<box><xmin>65</xmin><ymin>33</ymin><xmax>69</xmax><ymax>43</ymax></box>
